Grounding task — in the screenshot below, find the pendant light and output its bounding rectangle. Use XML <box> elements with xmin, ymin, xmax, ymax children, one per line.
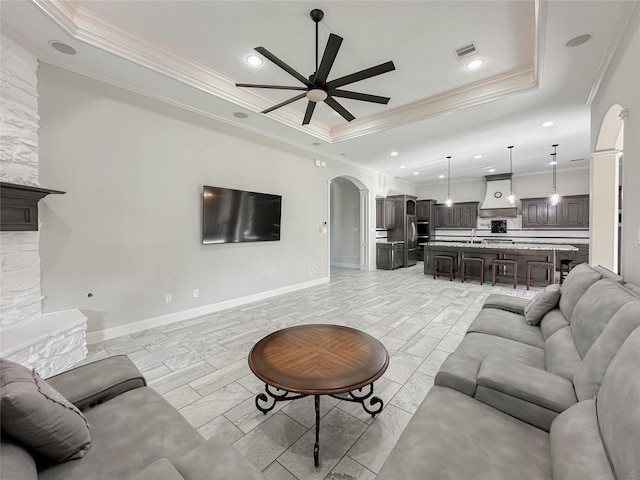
<box><xmin>507</xmin><ymin>145</ymin><xmax>516</xmax><ymax>204</ymax></box>
<box><xmin>550</xmin><ymin>144</ymin><xmax>560</xmax><ymax>205</ymax></box>
<box><xmin>445</xmin><ymin>156</ymin><xmax>453</xmax><ymax>207</ymax></box>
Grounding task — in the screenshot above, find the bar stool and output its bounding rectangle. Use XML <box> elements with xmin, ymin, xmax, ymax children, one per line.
<box><xmin>526</xmin><ymin>260</ymin><xmax>555</xmax><ymax>290</ymax></box>
<box><xmin>491</xmin><ymin>259</ymin><xmax>517</xmax><ymax>289</ymax></box>
<box><xmin>560</xmin><ymin>259</ymin><xmax>581</xmax><ymax>284</ymax></box>
<box><xmin>460</xmin><ymin>257</ymin><xmax>484</xmax><ymax>285</ymax></box>
<box><xmin>433</xmin><ymin>255</ymin><xmax>456</xmax><ymax>281</ymax></box>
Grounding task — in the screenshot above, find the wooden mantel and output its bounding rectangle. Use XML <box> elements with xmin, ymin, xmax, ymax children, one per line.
<box><xmin>0</xmin><ymin>182</ymin><xmax>65</xmax><ymax>231</ymax></box>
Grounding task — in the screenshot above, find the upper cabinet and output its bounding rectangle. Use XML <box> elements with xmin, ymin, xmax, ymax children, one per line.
<box><xmin>376</xmin><ymin>198</ymin><xmax>396</xmax><ymax>229</ymax></box>
<box><xmin>416</xmin><ymin>199</ymin><xmax>436</xmax><ymax>221</ymax></box>
<box><xmin>521</xmin><ymin>195</ymin><xmax>589</xmax><ymax>229</ymax></box>
<box><xmin>433</xmin><ymin>202</ymin><xmax>478</xmax><ymax>228</ymax></box>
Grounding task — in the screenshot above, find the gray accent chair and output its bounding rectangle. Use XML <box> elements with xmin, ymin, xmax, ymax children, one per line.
<box><xmin>435</xmin><ymin>263</ymin><xmax>640</xmax><ymax>430</ymax></box>
<box><xmin>0</xmin><ymin>355</ymin><xmax>264</xmax><ymax>480</ymax></box>
<box><xmin>377</xmin><ymin>322</ymin><xmax>640</xmax><ymax>480</ymax></box>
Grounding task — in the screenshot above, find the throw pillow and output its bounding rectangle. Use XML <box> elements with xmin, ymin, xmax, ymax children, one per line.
<box><xmin>0</xmin><ymin>358</ymin><xmax>91</xmax><ymax>462</ymax></box>
<box><xmin>524</xmin><ymin>284</ymin><xmax>561</xmax><ymax>325</ymax></box>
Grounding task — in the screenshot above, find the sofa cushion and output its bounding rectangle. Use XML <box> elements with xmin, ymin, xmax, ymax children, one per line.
<box><xmin>524</xmin><ymin>284</ymin><xmax>561</xmax><ymax>326</ymax></box>
<box><xmin>544</xmin><ymin>327</ymin><xmax>582</xmax><ymax>380</ymax></box>
<box><xmin>0</xmin><ymin>436</ymin><xmax>38</xmax><ymax>480</ymax></box>
<box><xmin>593</xmin><ymin>265</ymin><xmax>625</xmax><ymax>283</ymax></box>
<box><xmin>376</xmin><ymin>386</ymin><xmax>551</xmax><ymax>480</ymax></box>
<box><xmin>467</xmin><ymin>309</ymin><xmax>544</xmax><ymax>348</ymax></box>
<box><xmin>596</xmin><ymin>325</ymin><xmax>640</xmax><ymax>480</ymax></box>
<box><xmin>549</xmin><ymin>399</ymin><xmax>614</xmax><ymax>480</ymax></box>
<box><xmin>38</xmin><ymin>386</ymin><xmax>203</xmax><ymax>480</ymax></box>
<box><xmin>481</xmin><ymin>294</ymin><xmax>528</xmax><ymax>314</ymax></box>
<box><xmin>559</xmin><ymin>263</ymin><xmax>602</xmax><ymax>321</ymax></box>
<box><xmin>539</xmin><ymin>309</ymin><xmax>569</xmax><ymax>341</ymax></box>
<box><xmin>0</xmin><ymin>359</ymin><xmax>91</xmax><ymax>463</ymax></box>
<box><xmin>130</xmin><ymin>458</ymin><xmax>185</xmax><ymax>480</ymax></box>
<box><xmin>570</xmin><ymin>278</ymin><xmax>638</xmax><ymax>358</ymax></box>
<box><xmin>573</xmin><ymin>302</ymin><xmax>640</xmax><ymax>401</ymax></box>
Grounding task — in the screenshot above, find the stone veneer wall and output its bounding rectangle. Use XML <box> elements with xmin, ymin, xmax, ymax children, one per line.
<box><xmin>1</xmin><ymin>33</ymin><xmax>42</xmax><ymax>328</ymax></box>
<box><xmin>0</xmin><ymin>34</ymin><xmax>86</xmax><ymax>375</ymax></box>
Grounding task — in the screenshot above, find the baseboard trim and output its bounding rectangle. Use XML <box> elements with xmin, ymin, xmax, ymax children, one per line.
<box><xmin>330</xmin><ymin>262</ymin><xmax>360</xmax><ymax>269</ymax></box>
<box><xmin>86</xmin><ymin>277</ymin><xmax>330</xmax><ymax>344</ymax></box>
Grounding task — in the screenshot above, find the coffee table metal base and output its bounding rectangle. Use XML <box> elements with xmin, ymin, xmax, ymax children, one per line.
<box><xmin>256</xmin><ymin>383</ymin><xmax>384</xmax><ymax>467</ymax></box>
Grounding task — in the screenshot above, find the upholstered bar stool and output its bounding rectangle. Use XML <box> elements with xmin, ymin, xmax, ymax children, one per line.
<box><xmin>491</xmin><ymin>259</ymin><xmax>517</xmax><ymax>288</ymax></box>
<box><xmin>526</xmin><ymin>260</ymin><xmax>556</xmax><ymax>290</ymax></box>
<box><xmin>460</xmin><ymin>257</ymin><xmax>484</xmax><ymax>285</ymax></box>
<box><xmin>433</xmin><ymin>255</ymin><xmax>456</xmax><ymax>281</ymax></box>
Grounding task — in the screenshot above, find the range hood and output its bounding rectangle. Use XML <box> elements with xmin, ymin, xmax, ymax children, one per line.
<box><xmin>478</xmin><ymin>174</ymin><xmax>518</xmax><ymax>218</ymax></box>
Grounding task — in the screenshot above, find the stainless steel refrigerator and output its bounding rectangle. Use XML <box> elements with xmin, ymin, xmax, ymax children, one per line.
<box><xmin>405</xmin><ymin>214</ymin><xmax>417</xmax><ymax>266</ymax></box>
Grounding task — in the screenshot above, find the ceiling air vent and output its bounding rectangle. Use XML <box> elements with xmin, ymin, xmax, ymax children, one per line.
<box><xmin>454</xmin><ymin>42</ymin><xmax>478</xmax><ymax>61</ymax></box>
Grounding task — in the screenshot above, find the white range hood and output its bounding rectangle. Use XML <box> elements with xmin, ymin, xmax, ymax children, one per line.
<box><xmin>479</xmin><ymin>174</ymin><xmax>518</xmax><ymax>217</ymax></box>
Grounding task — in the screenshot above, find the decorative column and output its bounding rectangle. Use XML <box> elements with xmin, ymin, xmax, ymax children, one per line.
<box><xmin>590</xmin><ymin>149</ymin><xmax>621</xmax><ymax>272</ymax></box>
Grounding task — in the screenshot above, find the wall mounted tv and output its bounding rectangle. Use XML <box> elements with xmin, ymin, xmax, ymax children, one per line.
<box><xmin>202</xmin><ymin>185</ymin><xmax>281</xmax><ymax>244</ymax></box>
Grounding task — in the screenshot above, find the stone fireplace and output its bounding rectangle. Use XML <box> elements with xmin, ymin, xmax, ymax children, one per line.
<box><xmin>1</xmin><ymin>33</ymin><xmax>86</xmax><ymax>377</ymax></box>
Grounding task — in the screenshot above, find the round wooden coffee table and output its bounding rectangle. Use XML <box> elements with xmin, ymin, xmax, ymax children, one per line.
<box><xmin>248</xmin><ymin>324</ymin><xmax>389</xmax><ymax>467</ymax></box>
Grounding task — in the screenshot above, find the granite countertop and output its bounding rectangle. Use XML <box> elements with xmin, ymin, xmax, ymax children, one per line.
<box><xmin>427</xmin><ymin>241</ymin><xmax>578</xmax><ymax>251</ymax></box>
<box><xmin>376</xmin><ymin>240</ymin><xmax>405</xmax><ymax>245</ymax></box>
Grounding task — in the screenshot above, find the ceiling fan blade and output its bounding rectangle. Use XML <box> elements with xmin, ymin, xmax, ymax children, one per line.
<box><xmin>302</xmin><ymin>101</ymin><xmax>317</xmax><ymax>125</ymax></box>
<box><xmin>236</xmin><ymin>83</ymin><xmax>308</xmax><ymax>91</ymax></box>
<box><xmin>254</xmin><ymin>47</ymin><xmax>314</xmax><ymax>88</ymax></box>
<box><xmin>329</xmin><ymin>89</ymin><xmax>390</xmax><ymax>104</ymax></box>
<box><xmin>326</xmin><ymin>61</ymin><xmax>396</xmax><ymax>90</ymax></box>
<box><xmin>325</xmin><ymin>96</ymin><xmax>355</xmax><ymax>122</ymax></box>
<box><xmin>261</xmin><ymin>93</ymin><xmax>307</xmax><ymax>114</ymax></box>
<box><xmin>313</xmin><ymin>34</ymin><xmax>343</xmax><ymax>85</ymax></box>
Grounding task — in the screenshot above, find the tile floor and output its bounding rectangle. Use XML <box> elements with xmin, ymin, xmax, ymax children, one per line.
<box><xmin>84</xmin><ymin>264</ymin><xmax>541</xmax><ymax>479</ymax></box>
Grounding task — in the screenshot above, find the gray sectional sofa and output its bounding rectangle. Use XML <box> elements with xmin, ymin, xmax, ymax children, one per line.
<box><xmin>1</xmin><ymin>355</ymin><xmax>264</xmax><ymax>480</ymax></box>
<box><xmin>378</xmin><ymin>263</ymin><xmax>640</xmax><ymax>479</ymax></box>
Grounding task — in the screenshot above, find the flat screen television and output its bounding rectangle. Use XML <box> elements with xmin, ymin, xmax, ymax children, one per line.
<box><xmin>202</xmin><ymin>185</ymin><xmax>281</xmax><ymax>244</ymax></box>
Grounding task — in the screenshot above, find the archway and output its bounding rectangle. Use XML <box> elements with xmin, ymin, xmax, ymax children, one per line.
<box><xmin>591</xmin><ymin>104</ymin><xmax>625</xmax><ymax>273</ymax></box>
<box><xmin>329</xmin><ymin>175</ymin><xmax>370</xmax><ymax>274</ymax></box>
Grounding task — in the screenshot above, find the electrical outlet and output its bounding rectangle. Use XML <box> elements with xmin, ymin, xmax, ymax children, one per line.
<box><xmin>309</xmin><ymin>267</ymin><xmax>315</xmax><ymax>274</ymax></box>
<box><xmin>165</xmin><ymin>294</ymin><xmax>172</xmax><ymax>303</ymax></box>
<box><xmin>193</xmin><ymin>289</ymin><xmax>199</xmax><ymax>298</ymax></box>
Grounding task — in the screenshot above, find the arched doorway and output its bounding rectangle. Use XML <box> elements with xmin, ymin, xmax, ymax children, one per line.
<box><xmin>329</xmin><ymin>176</ymin><xmax>370</xmax><ymax>274</ymax></box>
<box><xmin>591</xmin><ymin>104</ymin><xmax>625</xmax><ymax>273</ymax></box>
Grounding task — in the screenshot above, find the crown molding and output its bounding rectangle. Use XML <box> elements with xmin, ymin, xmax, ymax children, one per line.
<box><xmin>32</xmin><ymin>0</ymin><xmax>541</xmax><ymax>146</ymax></box>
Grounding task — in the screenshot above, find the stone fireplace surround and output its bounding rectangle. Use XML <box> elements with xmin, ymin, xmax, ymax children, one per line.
<box><xmin>0</xmin><ymin>33</ymin><xmax>87</xmax><ymax>377</ymax></box>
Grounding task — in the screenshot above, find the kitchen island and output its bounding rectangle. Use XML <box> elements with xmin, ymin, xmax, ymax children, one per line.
<box><xmin>424</xmin><ymin>242</ymin><xmax>579</xmax><ymax>282</ymax></box>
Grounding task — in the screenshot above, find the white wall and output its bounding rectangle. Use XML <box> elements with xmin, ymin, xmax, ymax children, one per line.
<box><xmin>37</xmin><ymin>64</ymin><xmax>334</xmax><ymax>334</ymax></box>
<box><xmin>415</xmin><ymin>169</ymin><xmax>589</xmax><ymax>202</ymax></box>
<box><xmin>0</xmin><ymin>34</ymin><xmax>42</xmax><ymax>328</ymax></box>
<box><xmin>330</xmin><ymin>178</ymin><xmax>360</xmax><ymax>268</ymax></box>
<box><xmin>591</xmin><ymin>4</ymin><xmax>640</xmax><ymax>284</ymax></box>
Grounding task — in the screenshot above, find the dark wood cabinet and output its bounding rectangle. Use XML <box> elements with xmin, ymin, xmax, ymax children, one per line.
<box><xmin>376</xmin><ymin>243</ymin><xmax>404</xmax><ymax>270</ymax></box>
<box><xmin>521</xmin><ymin>195</ymin><xmax>589</xmax><ymax>229</ymax></box>
<box><xmin>434</xmin><ymin>202</ymin><xmax>478</xmax><ymax>228</ymax></box>
<box><xmin>416</xmin><ymin>199</ymin><xmax>435</xmax><ymax>221</ymax></box>
<box><xmin>375</xmin><ymin>198</ymin><xmax>396</xmax><ymax>229</ymax></box>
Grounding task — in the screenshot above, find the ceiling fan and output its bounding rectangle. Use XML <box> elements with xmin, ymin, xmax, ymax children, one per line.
<box><xmin>236</xmin><ymin>9</ymin><xmax>396</xmax><ymax>125</ymax></box>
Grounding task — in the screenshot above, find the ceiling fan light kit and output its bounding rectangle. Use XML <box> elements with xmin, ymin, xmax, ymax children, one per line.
<box><xmin>236</xmin><ymin>8</ymin><xmax>395</xmax><ymax>125</ymax></box>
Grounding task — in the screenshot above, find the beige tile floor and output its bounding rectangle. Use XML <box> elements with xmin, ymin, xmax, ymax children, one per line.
<box><xmin>84</xmin><ymin>264</ymin><xmax>541</xmax><ymax>479</ymax></box>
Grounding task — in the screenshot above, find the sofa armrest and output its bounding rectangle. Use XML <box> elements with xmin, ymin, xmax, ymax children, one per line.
<box><xmin>45</xmin><ymin>355</ymin><xmax>146</xmax><ymax>411</ymax></box>
<box><xmin>475</xmin><ymin>357</ymin><xmax>577</xmax><ymax>431</ymax></box>
<box><xmin>482</xmin><ymin>294</ymin><xmax>528</xmax><ymax>315</ymax></box>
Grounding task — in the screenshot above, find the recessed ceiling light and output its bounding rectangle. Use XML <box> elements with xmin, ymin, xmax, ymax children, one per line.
<box><xmin>475</xmin><ymin>154</ymin><xmax>482</xmax><ymax>159</ymax></box>
<box><xmin>489</xmin><ymin>168</ymin><xmax>496</xmax><ymax>173</ymax></box>
<box><xmin>394</xmin><ymin>175</ymin><xmax>403</xmax><ymax>179</ymax></box>
<box><xmin>400</xmin><ymin>165</ymin><xmax>406</xmax><ymax>169</ymax></box>
<box><xmin>542</xmin><ymin>121</ymin><xmax>554</xmax><ymax>127</ymax></box>
<box><xmin>233</xmin><ymin>112</ymin><xmax>249</xmax><ymax>119</ymax></box>
<box><xmin>413</xmin><ymin>171</ymin><xmax>419</xmax><ymax>175</ymax></box>
<box><xmin>439</xmin><ymin>174</ymin><xmax>445</xmax><ymax>179</ymax></box>
<box><xmin>49</xmin><ymin>41</ymin><xmax>76</xmax><ymax>55</ymax></box>
<box><xmin>246</xmin><ymin>54</ymin><xmax>263</xmax><ymax>66</ymax></box>
<box><xmin>466</xmin><ymin>58</ymin><xmax>485</xmax><ymax>70</ymax></box>
<box><xmin>391</xmin><ymin>151</ymin><xmax>399</xmax><ymax>157</ymax></box>
<box><xmin>566</xmin><ymin>34</ymin><xmax>592</xmax><ymax>48</ymax></box>
<box><xmin>313</xmin><ymin>142</ymin><xmax>322</xmax><ymax>146</ymax></box>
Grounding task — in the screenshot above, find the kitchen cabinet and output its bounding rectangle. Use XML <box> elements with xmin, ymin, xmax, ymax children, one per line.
<box><xmin>434</xmin><ymin>202</ymin><xmax>478</xmax><ymax>228</ymax></box>
<box><xmin>416</xmin><ymin>199</ymin><xmax>436</xmax><ymax>221</ymax></box>
<box><xmin>375</xmin><ymin>198</ymin><xmax>396</xmax><ymax>229</ymax></box>
<box><xmin>521</xmin><ymin>195</ymin><xmax>589</xmax><ymax>229</ymax></box>
<box><xmin>376</xmin><ymin>242</ymin><xmax>404</xmax><ymax>270</ymax></box>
